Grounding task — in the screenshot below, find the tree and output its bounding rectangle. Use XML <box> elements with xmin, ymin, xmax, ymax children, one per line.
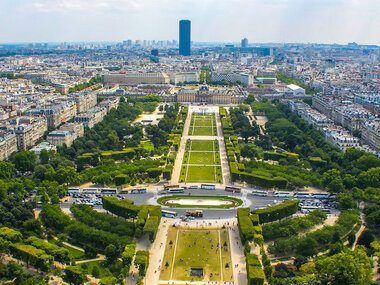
<box><xmin>39</xmin><ymin>149</ymin><xmax>49</xmax><ymax>164</ymax></box>
<box><xmin>0</xmin><ymin>161</ymin><xmax>15</xmax><ymax>179</ymax></box>
<box><xmin>105</xmin><ymin>244</ymin><xmax>118</xmax><ymax>264</ymax></box>
<box><xmin>296</xmin><ymin>236</ymin><xmax>317</xmax><ymax>257</ymax></box>
<box><xmin>10</xmin><ymin>151</ymin><xmax>37</xmax><ymax>172</ymax></box>
<box><xmin>357</xmin><ymin>230</ymin><xmax>375</xmax><ymax>248</ymax></box>
<box><xmin>315</xmin><ymin>247</ymin><xmax>372</xmax><ymax>285</ymax></box>
<box><xmin>91</xmin><ymin>265</ymin><xmax>100</xmax><ymax>278</ymax></box>
<box><xmin>64</xmin><ymin>266</ymin><xmax>87</xmax><ymax>285</ymax></box>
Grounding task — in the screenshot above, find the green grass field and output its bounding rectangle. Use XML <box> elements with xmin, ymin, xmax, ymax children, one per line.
<box><xmin>188</xmin><ymin>152</ymin><xmax>215</xmax><ymax>164</ymax></box>
<box><xmin>181</xmin><ymin>139</ymin><xmax>222</xmax><ymax>183</ymax></box>
<box><xmin>188</xmin><ymin>114</ymin><xmax>217</xmax><ymax>136</ymax></box>
<box><xmin>189</xmin><ymin>140</ymin><xmax>217</xmax><ymax>151</ymax></box>
<box><xmin>159</xmin><ymin>228</ymin><xmax>233</xmax><ymax>282</ymax></box>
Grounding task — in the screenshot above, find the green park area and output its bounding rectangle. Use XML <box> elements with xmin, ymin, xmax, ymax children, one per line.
<box><xmin>188</xmin><ymin>114</ymin><xmax>217</xmax><ymax>136</ymax></box>
<box><xmin>159</xmin><ymin>228</ymin><xmax>233</xmax><ymax>282</ymax></box>
<box><xmin>180</xmin><ymin>140</ymin><xmax>222</xmax><ymax>183</ymax></box>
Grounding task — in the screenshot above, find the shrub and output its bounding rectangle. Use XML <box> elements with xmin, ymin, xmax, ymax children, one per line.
<box><xmin>252</xmin><ymin>200</ymin><xmax>299</xmax><ymax>223</ymax></box>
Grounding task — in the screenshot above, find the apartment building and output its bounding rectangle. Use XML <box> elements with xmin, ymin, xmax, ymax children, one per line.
<box><xmin>71</xmin><ymin>91</ymin><xmax>97</xmax><ymax>113</ymax></box>
<box><xmin>0</xmin><ymin>132</ymin><xmax>17</xmax><ymax>160</ymax></box>
<box><xmin>14</xmin><ymin>116</ymin><xmax>48</xmax><ymax>150</ymax></box>
<box><xmin>74</xmin><ymin>107</ymin><xmax>107</xmax><ymax>129</ymax></box>
<box><xmin>47</xmin><ymin>123</ymin><xmax>84</xmax><ymax>147</ymax></box>
<box><xmin>323</xmin><ymin>126</ymin><xmax>360</xmax><ymax>152</ymax></box>
<box><xmin>28</xmin><ymin>101</ymin><xmax>77</xmax><ymax>128</ymax></box>
<box><xmin>102</xmin><ymin>72</ymin><xmax>170</xmax><ymax>86</ymax></box>
<box><xmin>361</xmin><ymin>119</ymin><xmax>380</xmax><ymax>152</ymax></box>
<box><xmin>211</xmin><ymin>72</ymin><xmax>253</xmax><ymax>85</ymax></box>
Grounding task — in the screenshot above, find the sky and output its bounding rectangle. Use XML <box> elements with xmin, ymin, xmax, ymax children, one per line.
<box><xmin>0</xmin><ymin>0</ymin><xmax>379</xmax><ymax>45</ymax></box>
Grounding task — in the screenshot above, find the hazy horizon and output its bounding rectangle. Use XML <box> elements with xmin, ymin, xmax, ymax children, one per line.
<box><xmin>1</xmin><ymin>0</ymin><xmax>379</xmax><ymax>45</ymax></box>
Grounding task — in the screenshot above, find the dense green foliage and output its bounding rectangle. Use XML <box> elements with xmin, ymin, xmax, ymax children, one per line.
<box><xmin>102</xmin><ymin>196</ymin><xmax>140</xmax><ymax>219</ymax></box>
<box><xmin>262</xmin><ymin>209</ymin><xmax>327</xmax><ymax>240</ymax></box>
<box><xmin>252</xmin><ymin>200</ymin><xmax>299</xmax><ymax>223</ymax></box>
<box><xmin>70</xmin><ymin>204</ymin><xmax>135</xmax><ymax>237</ymax></box>
<box><xmin>268</xmin><ymin>210</ymin><xmax>360</xmax><ymax>256</ymax></box>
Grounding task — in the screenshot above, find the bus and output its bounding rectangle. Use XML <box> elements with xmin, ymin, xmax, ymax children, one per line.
<box><xmin>225</xmin><ymin>186</ymin><xmax>242</xmax><ymax>193</ymax></box>
<box><xmin>164</xmin><ymin>185</ymin><xmax>179</xmax><ymax>190</ymax></box>
<box><xmin>251</xmin><ymin>190</ymin><xmax>268</xmax><ymax>197</ymax></box>
<box><xmin>312</xmin><ymin>192</ymin><xmax>330</xmax><ymax>199</ymax></box>
<box><xmin>273</xmin><ymin>191</ymin><xmax>292</xmax><ymax>198</ymax></box>
<box><xmin>293</xmin><ymin>192</ymin><xmax>311</xmax><ymax>198</ymax></box>
<box><xmin>119</xmin><ymin>190</ymin><xmax>129</xmax><ymax>194</ymax></box>
<box><xmin>186</xmin><ymin>210</ymin><xmax>203</xmax><ymax>217</ymax></box>
<box><xmin>201</xmin><ymin>184</ymin><xmax>216</xmax><ymax>190</ymax></box>
<box><xmin>68</xmin><ymin>188</ymin><xmax>80</xmax><ymax>195</ymax></box>
<box><xmin>131</xmin><ymin>188</ymin><xmax>147</xmax><ymax>194</ymax></box>
<box><xmin>162</xmin><ymin>210</ymin><xmax>177</xmax><ymax>218</ymax></box>
<box><xmin>300</xmin><ymin>206</ymin><xmax>330</xmax><ymax>214</ymax></box>
<box><xmin>82</xmin><ymin>188</ymin><xmax>98</xmax><ymax>194</ymax></box>
<box><xmin>101</xmin><ymin>188</ymin><xmax>117</xmax><ymax>194</ymax></box>
<box><xmin>167</xmin><ymin>188</ymin><xmax>185</xmax><ymax>194</ymax></box>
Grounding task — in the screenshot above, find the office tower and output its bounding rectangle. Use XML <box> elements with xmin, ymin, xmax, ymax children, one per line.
<box><xmin>172</xmin><ymin>40</ymin><xmax>177</xmax><ymax>46</ymax></box>
<box><xmin>241</xmin><ymin>38</ymin><xmax>248</xmax><ymax>48</ymax></box>
<box><xmin>179</xmin><ymin>20</ymin><xmax>191</xmax><ymax>56</ymax></box>
<box><xmin>151</xmin><ymin>49</ymin><xmax>159</xmax><ymax>56</ymax></box>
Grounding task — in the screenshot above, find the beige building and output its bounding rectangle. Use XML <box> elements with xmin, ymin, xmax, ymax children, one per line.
<box><xmin>177</xmin><ymin>85</ymin><xmax>246</xmax><ymax>104</ymax></box>
<box><xmin>0</xmin><ymin>133</ymin><xmax>17</xmax><ymax>161</ymax></box>
<box><xmin>47</xmin><ymin>123</ymin><xmax>84</xmax><ymax>147</ymax></box>
<box><xmin>103</xmin><ymin>72</ymin><xmax>170</xmax><ymax>86</ymax></box>
<box><xmin>15</xmin><ymin>116</ymin><xmax>48</xmax><ymax>150</ymax></box>
<box><xmin>361</xmin><ymin>119</ymin><xmax>380</xmax><ymax>152</ymax></box>
<box><xmin>72</xmin><ymin>92</ymin><xmax>97</xmax><ymax>113</ymax></box>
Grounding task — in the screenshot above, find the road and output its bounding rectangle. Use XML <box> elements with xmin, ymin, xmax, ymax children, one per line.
<box><xmin>61</xmin><ymin>188</ymin><xmax>290</xmax><ymax>220</ymax></box>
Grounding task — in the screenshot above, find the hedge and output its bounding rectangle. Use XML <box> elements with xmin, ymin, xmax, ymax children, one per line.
<box><xmin>115</xmin><ymin>174</ymin><xmax>128</xmax><ymax>186</ymax></box>
<box><xmin>0</xmin><ymin>227</ymin><xmax>22</xmax><ymax>243</ymax></box>
<box><xmin>143</xmin><ymin>216</ymin><xmax>159</xmax><ymax>242</ymax></box>
<box><xmin>239</xmin><ymin>172</ymin><xmax>288</xmax><ymax>189</ymax></box>
<box><xmin>246</xmin><ymin>254</ymin><xmax>264</xmax><ymax>285</ymax></box>
<box><xmin>254</xmin><ymin>234</ymin><xmax>264</xmax><ymax>246</ymax></box>
<box><xmin>10</xmin><ymin>243</ymin><xmax>53</xmax><ymax>272</ymax></box>
<box><xmin>263</xmin><ymin>152</ymin><xmax>285</xmax><ymax>161</ymax></box>
<box><xmin>134</xmin><ymin>250</ymin><xmax>149</xmax><ymax>276</ymax></box>
<box><xmin>26</xmin><ymin>236</ymin><xmax>70</xmax><ymax>264</ymax></box>
<box><xmin>238</xmin><ymin>208</ymin><xmax>255</xmax><ymax>243</ymax></box>
<box><xmin>250</xmin><ymin>214</ymin><xmax>260</xmax><ymax>226</ymax></box>
<box><xmin>71</xmin><ymin>204</ymin><xmax>135</xmax><ymax>237</ymax></box>
<box><xmin>252</xmin><ymin>200</ymin><xmax>299</xmax><ymax>223</ymax></box>
<box><xmin>102</xmin><ymin>196</ymin><xmax>140</xmax><ymax>219</ymax></box>
<box><xmin>122</xmin><ymin>243</ymin><xmax>136</xmax><ymax>268</ymax></box>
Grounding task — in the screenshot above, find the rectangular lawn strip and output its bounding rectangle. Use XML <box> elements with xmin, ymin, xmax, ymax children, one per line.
<box><xmin>191</xmin><ymin>127</ymin><xmax>214</xmax><ymax>136</ymax></box>
<box><xmin>185</xmin><ymin>165</ymin><xmax>217</xmax><ymax>182</ymax></box>
<box><xmin>220</xmin><ymin>229</ymin><xmax>234</xmax><ymax>282</ymax></box>
<box><xmin>188</xmin><ymin>151</ymin><xmax>216</xmax><ymax>165</ymax></box>
<box><xmin>159</xmin><ymin>227</ymin><xmax>178</xmax><ymax>280</ymax></box>
<box><xmin>190</xmin><ymin>140</ymin><xmax>216</xmax><ymax>151</ymax></box>
<box><xmin>171</xmin><ymin>229</ymin><xmax>224</xmax><ymax>282</ymax></box>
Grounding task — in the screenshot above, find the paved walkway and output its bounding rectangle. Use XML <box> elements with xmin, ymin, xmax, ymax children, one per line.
<box><xmin>171</xmin><ymin>109</ymin><xmax>192</xmax><ymax>184</ymax></box>
<box><xmin>216</xmin><ymin>109</ymin><xmax>231</xmax><ymax>186</ymax></box>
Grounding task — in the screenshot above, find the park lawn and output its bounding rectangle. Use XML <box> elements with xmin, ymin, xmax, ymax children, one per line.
<box><xmin>80</xmin><ymin>260</ymin><xmax>113</xmax><ymax>279</ymax></box>
<box><xmin>190</xmin><ymin>140</ymin><xmax>216</xmax><ymax>151</ymax></box>
<box><xmin>190</xmin><ymin>127</ymin><xmax>214</xmax><ymax>136</ymax></box>
<box><xmin>159</xmin><ymin>226</ymin><xmax>178</xmax><ymax>280</ymax></box>
<box><xmin>64</xmin><ymin>245</ymin><xmax>85</xmax><ymax>261</ymax></box>
<box><xmin>192</xmin><ymin>117</ymin><xmax>214</xmax><ymax>127</ymax></box>
<box><xmin>140</xmin><ymin>140</ymin><xmax>154</xmax><ymax>151</ymax></box>
<box><xmin>220</xmin><ymin>229</ymin><xmax>234</xmax><ymax>282</ymax></box>
<box><xmin>160</xmin><ymin>228</ymin><xmax>233</xmax><ymax>282</ymax></box>
<box><xmin>188</xmin><ymin>151</ymin><xmax>216</xmax><ymax>165</ymax></box>
<box><xmin>183</xmin><ymin>165</ymin><xmax>217</xmax><ymax>182</ymax></box>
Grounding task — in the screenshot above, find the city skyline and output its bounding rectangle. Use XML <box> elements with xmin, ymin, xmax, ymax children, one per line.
<box><xmin>0</xmin><ymin>0</ymin><xmax>379</xmax><ymax>45</ymax></box>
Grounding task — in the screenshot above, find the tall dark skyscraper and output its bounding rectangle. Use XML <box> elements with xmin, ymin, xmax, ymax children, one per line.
<box><xmin>179</xmin><ymin>20</ymin><xmax>191</xmax><ymax>56</ymax></box>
